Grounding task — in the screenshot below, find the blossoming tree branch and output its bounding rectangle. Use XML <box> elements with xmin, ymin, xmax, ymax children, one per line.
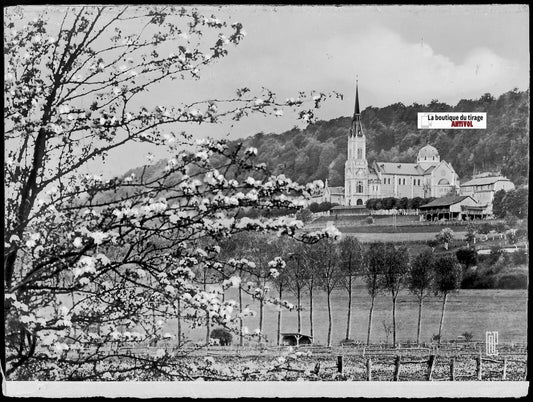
<box><xmin>4</xmin><ymin>5</ymin><xmax>340</xmax><ymax>380</ymax></box>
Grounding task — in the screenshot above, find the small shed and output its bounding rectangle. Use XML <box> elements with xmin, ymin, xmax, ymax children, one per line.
<box><xmin>280</xmin><ymin>333</ymin><xmax>313</xmax><ymax>346</ymax></box>
<box><xmin>419</xmin><ymin>195</ymin><xmax>481</xmax><ymax>221</ymax></box>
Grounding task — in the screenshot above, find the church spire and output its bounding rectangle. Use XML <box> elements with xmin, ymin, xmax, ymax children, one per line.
<box><xmin>354</xmin><ymin>79</ymin><xmax>360</xmax><ymax>117</ymax></box>
<box><xmin>349</xmin><ymin>78</ymin><xmax>364</xmax><ymax>137</ymax></box>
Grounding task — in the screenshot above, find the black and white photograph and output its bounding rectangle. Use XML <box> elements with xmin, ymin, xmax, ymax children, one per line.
<box><xmin>3</xmin><ymin>4</ymin><xmax>529</xmax><ymax>398</ymax></box>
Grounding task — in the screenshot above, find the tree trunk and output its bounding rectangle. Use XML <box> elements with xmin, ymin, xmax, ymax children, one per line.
<box><xmin>345</xmin><ymin>275</ymin><xmax>353</xmax><ymax>340</ymax></box>
<box><xmin>277</xmin><ymin>284</ymin><xmax>282</xmax><ymax>346</ymax></box>
<box><xmin>366</xmin><ymin>295</ymin><xmax>375</xmax><ymax>346</ymax></box>
<box><xmin>204</xmin><ymin>270</ymin><xmax>209</xmax><ymax>346</ymax></box>
<box><xmin>309</xmin><ymin>281</ymin><xmax>314</xmax><ymax>338</ymax></box>
<box><xmin>438</xmin><ymin>293</ymin><xmax>448</xmax><ymax>345</ymax></box>
<box><xmin>258</xmin><ymin>299</ymin><xmax>264</xmax><ymax>344</ymax></box>
<box><xmin>205</xmin><ymin>312</ymin><xmax>210</xmax><ymax>346</ymax></box>
<box><xmin>297</xmin><ymin>286</ymin><xmax>301</xmax><ymax>333</ymax></box>
<box><xmin>177</xmin><ymin>297</ymin><xmax>182</xmax><ymax>348</ymax></box>
<box><xmin>392</xmin><ymin>296</ymin><xmax>397</xmax><ymax>347</ymax></box>
<box><xmin>239</xmin><ymin>281</ymin><xmax>243</xmax><ymax>347</ymax></box>
<box><xmin>416</xmin><ymin>297</ymin><xmax>423</xmax><ymax>345</ymax></box>
<box><xmin>327</xmin><ymin>290</ymin><xmax>332</xmax><ymax>347</ymax></box>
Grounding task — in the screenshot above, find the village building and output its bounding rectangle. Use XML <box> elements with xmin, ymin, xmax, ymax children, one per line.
<box><xmin>459</xmin><ymin>174</ymin><xmax>515</xmax><ymax>215</ymax></box>
<box><xmin>418</xmin><ymin>195</ymin><xmax>487</xmax><ymax>221</ymax></box>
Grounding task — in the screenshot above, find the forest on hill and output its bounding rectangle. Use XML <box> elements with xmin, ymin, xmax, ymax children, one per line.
<box><xmin>241</xmin><ymin>88</ymin><xmax>529</xmax><ymax>187</ymax></box>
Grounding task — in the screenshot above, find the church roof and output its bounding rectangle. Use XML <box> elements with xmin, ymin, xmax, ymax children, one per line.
<box><xmin>417</xmin><ymin>144</ymin><xmax>439</xmax><ymax>160</ymax></box>
<box><xmin>460</xmin><ymin>176</ymin><xmax>511</xmax><ymax>187</ymax></box>
<box><xmin>328</xmin><ymin>186</ymin><xmax>344</xmax><ymax>194</ymax></box>
<box><xmin>375</xmin><ymin>162</ymin><xmax>425</xmax><ymax>176</ymax></box>
<box><xmin>419</xmin><ymin>195</ymin><xmax>473</xmax><ymax>208</ymax></box>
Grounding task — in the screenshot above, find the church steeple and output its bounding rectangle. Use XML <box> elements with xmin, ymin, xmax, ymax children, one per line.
<box><xmin>354</xmin><ymin>79</ymin><xmax>360</xmax><ymax>116</ymax></box>
<box><xmin>349</xmin><ymin>79</ymin><xmax>364</xmax><ymax>138</ymax></box>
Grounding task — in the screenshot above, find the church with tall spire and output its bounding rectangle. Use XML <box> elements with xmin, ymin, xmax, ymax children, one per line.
<box><xmin>314</xmin><ymin>80</ymin><xmax>461</xmax><ymax>207</ymax></box>
<box><xmin>344</xmin><ymin>80</ymin><xmax>383</xmax><ymax>206</ymax></box>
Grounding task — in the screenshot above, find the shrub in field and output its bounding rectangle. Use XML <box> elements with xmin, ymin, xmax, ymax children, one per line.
<box><xmin>436</xmin><ymin>228</ymin><xmax>455</xmax><ymax>250</ymax></box>
<box><xmin>495</xmin><ymin>272</ymin><xmax>528</xmax><ymax>289</ymax></box>
<box><xmin>456</xmin><ymin>248</ymin><xmax>477</xmax><ymax>269</ymax></box>
<box><xmin>461</xmin><ymin>331</ymin><xmax>474</xmax><ymax>341</ymax></box>
<box><xmin>512</xmin><ymin>249</ymin><xmax>528</xmax><ymax>265</ymax></box>
<box><xmin>365</xmin><ymin>216</ymin><xmax>374</xmax><ymax>225</ymax></box>
<box><xmin>210</xmin><ymin>328</ymin><xmax>233</xmax><ymax>346</ymax></box>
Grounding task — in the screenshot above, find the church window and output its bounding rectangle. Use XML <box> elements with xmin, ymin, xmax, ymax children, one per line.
<box><xmin>356</xmin><ymin>199</ymin><xmax>363</xmax><ymax>206</ymax></box>
<box><xmin>357</xmin><ymin>148</ymin><xmax>362</xmax><ymax>159</ymax></box>
<box><xmin>356</xmin><ymin>181</ymin><xmax>363</xmax><ymax>193</ymax></box>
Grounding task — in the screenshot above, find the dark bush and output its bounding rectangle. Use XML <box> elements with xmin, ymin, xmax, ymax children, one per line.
<box><xmin>427</xmin><ymin>240</ymin><xmax>439</xmax><ymax>249</ymax></box>
<box><xmin>496</xmin><ymin>273</ymin><xmax>528</xmax><ymax>289</ymax></box>
<box><xmin>456</xmin><ymin>248</ymin><xmax>477</xmax><ymax>268</ymax></box>
<box><xmin>308</xmin><ymin>202</ymin><xmax>320</xmax><ymax>213</ymax></box>
<box><xmin>512</xmin><ymin>249</ymin><xmax>528</xmax><ymax>265</ymax></box>
<box><xmin>210</xmin><ymin>327</ymin><xmax>233</xmax><ymax>346</ymax></box>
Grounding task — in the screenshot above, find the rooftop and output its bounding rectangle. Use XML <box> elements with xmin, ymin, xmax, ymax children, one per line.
<box><xmin>375</xmin><ymin>162</ymin><xmax>425</xmax><ymax>176</ymax></box>
<box><xmin>419</xmin><ymin>195</ymin><xmax>473</xmax><ymax>208</ymax></box>
<box><xmin>460</xmin><ymin>176</ymin><xmax>512</xmax><ymax>187</ymax></box>
<box><xmin>328</xmin><ymin>186</ymin><xmax>344</xmax><ymax>194</ymax></box>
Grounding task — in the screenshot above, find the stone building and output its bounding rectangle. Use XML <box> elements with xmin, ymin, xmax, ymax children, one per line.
<box><xmin>318</xmin><ymin>81</ymin><xmax>461</xmax><ymax>207</ymax></box>
<box><xmin>459</xmin><ymin>174</ymin><xmax>515</xmax><ymax>215</ymax></box>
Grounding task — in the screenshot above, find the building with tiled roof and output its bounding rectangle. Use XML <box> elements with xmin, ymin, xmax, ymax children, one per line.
<box><xmin>419</xmin><ymin>195</ymin><xmax>487</xmax><ymax>221</ymax></box>
<box><xmin>459</xmin><ymin>174</ymin><xmax>515</xmax><ymax>215</ymax></box>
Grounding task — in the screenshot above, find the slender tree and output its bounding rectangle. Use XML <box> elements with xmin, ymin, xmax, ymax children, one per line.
<box><xmin>363</xmin><ymin>243</ymin><xmax>385</xmax><ymax>345</ymax></box>
<box><xmin>434</xmin><ymin>256</ymin><xmax>462</xmax><ymax>345</ymax></box>
<box><xmin>300</xmin><ymin>242</ymin><xmax>318</xmax><ymax>338</ymax></box>
<box><xmin>338</xmin><ymin>236</ymin><xmax>364</xmax><ymax>341</ymax></box>
<box><xmin>406</xmin><ymin>248</ymin><xmax>435</xmax><ymax>345</ymax></box>
<box><xmin>286</xmin><ymin>241</ymin><xmax>307</xmax><ymax>333</ymax></box>
<box><xmin>241</xmin><ymin>233</ymin><xmax>279</xmax><ymax>343</ymax></box>
<box><xmin>272</xmin><ymin>242</ymin><xmax>290</xmax><ymax>346</ymax></box>
<box><xmin>315</xmin><ymin>238</ymin><xmax>342</xmax><ymax>347</ymax></box>
<box><xmin>380</xmin><ymin>244</ymin><xmax>410</xmax><ymax>347</ymax></box>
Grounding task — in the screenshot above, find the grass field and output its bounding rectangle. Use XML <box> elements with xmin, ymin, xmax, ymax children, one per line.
<box><xmin>341</xmin><ymin>231</ymin><xmax>467</xmax><ymax>243</ymax></box>
<box><xmin>167</xmin><ymin>278</ymin><xmax>528</xmax><ymax>347</ymax></box>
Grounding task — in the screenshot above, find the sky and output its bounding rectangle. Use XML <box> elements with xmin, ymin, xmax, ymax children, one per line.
<box><xmin>16</xmin><ymin>5</ymin><xmax>531</xmax><ymax>176</ymax></box>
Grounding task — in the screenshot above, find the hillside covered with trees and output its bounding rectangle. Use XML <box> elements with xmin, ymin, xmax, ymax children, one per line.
<box><xmin>242</xmin><ymin>89</ymin><xmax>529</xmax><ymax>187</ymax></box>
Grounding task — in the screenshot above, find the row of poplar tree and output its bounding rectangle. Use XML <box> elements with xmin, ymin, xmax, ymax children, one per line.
<box><xmin>201</xmin><ymin>234</ymin><xmax>463</xmax><ymax>347</ymax></box>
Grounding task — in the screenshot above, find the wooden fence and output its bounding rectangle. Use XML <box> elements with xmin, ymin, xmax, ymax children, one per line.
<box><xmin>318</xmin><ymin>353</ymin><xmax>527</xmax><ymax>381</ymax></box>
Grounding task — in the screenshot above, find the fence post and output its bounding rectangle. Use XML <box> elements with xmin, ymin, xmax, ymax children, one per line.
<box><xmin>450</xmin><ymin>357</ymin><xmax>455</xmax><ymax>381</ymax></box>
<box><xmin>476</xmin><ymin>355</ymin><xmax>483</xmax><ymax>380</ymax></box>
<box><xmin>366</xmin><ymin>358</ymin><xmax>372</xmax><ymax>381</ymax></box>
<box><xmin>337</xmin><ymin>355</ymin><xmax>343</xmax><ymax>373</ymax></box>
<box><xmin>393</xmin><ymin>355</ymin><xmax>401</xmax><ymax>381</ymax></box>
<box><xmin>313</xmin><ymin>362</ymin><xmax>321</xmax><ymax>375</ymax></box>
<box><xmin>502</xmin><ymin>358</ymin><xmax>507</xmax><ymax>380</ymax></box>
<box><xmin>427</xmin><ymin>355</ymin><xmax>436</xmax><ymax>381</ymax></box>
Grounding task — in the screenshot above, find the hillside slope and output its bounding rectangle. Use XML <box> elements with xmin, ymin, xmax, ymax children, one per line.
<box><xmin>122</xmin><ymin>88</ymin><xmax>529</xmax><ymax>188</ymax></box>
<box><xmin>241</xmin><ymin>89</ymin><xmax>529</xmax><ymax>187</ymax></box>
